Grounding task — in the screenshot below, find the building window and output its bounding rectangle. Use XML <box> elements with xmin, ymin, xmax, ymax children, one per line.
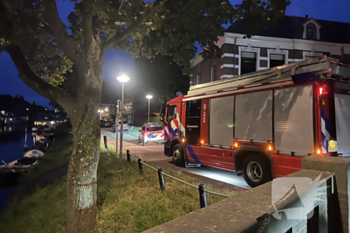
<box><xmin>306</xmin><ymin>23</ymin><xmax>317</xmax><ymax>40</ymax></box>
<box><xmin>241</xmin><ymin>51</ymin><xmax>256</xmax><ymax>75</ymax></box>
<box><xmin>270</xmin><ymin>54</ymin><xmax>285</xmax><ymax>68</ymax></box>
<box><xmin>196</xmin><ymin>74</ymin><xmax>201</xmax><ymax>85</ymax></box>
<box><xmin>211</xmin><ymin>65</ymin><xmax>216</xmax><ymax>81</ymax></box>
<box><xmin>303</xmin><ymin>51</ymin><xmax>323</xmax><ymax>61</ymax></box>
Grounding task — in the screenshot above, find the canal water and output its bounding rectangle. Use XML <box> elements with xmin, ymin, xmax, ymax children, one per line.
<box><xmin>0</xmin><ymin>124</ymin><xmax>34</xmax><ymax>214</ymax></box>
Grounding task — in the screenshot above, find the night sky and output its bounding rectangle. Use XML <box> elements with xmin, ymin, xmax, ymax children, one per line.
<box><xmin>0</xmin><ymin>0</ymin><xmax>349</xmax><ymax>108</ymax></box>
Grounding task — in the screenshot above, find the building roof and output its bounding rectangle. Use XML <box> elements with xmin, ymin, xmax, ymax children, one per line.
<box><xmin>226</xmin><ymin>16</ymin><xmax>350</xmax><ymax>44</ymax></box>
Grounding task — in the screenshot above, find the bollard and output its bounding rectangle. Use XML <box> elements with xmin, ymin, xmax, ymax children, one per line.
<box><xmin>127</xmin><ymin>150</ymin><xmax>131</xmax><ymax>162</ymax></box>
<box><xmin>103</xmin><ymin>136</ymin><xmax>109</xmax><ymax>155</ymax></box>
<box><xmin>158</xmin><ymin>168</ymin><xmax>165</xmax><ymax>190</ymax></box>
<box><xmin>198</xmin><ymin>184</ymin><xmax>207</xmax><ymax>208</ymax></box>
<box><xmin>138</xmin><ymin>158</ymin><xmax>143</xmax><ymax>175</ymax></box>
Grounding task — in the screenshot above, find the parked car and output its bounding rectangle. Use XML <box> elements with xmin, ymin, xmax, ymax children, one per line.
<box><xmin>138</xmin><ymin>123</ymin><xmax>165</xmax><ymax>146</ymax></box>
<box><xmin>112</xmin><ymin>121</ymin><xmax>131</xmax><ymax>132</ymax></box>
<box><xmin>100</xmin><ymin>120</ymin><xmax>112</xmax><ymax>127</ymax></box>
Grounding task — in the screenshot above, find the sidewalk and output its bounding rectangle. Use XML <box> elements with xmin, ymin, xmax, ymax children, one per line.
<box><xmin>101</xmin><ymin>134</ymin><xmax>166</xmax><ymax>162</ymax></box>
<box><xmin>101</xmin><ymin>132</ymin><xmax>245</xmax><ymax>192</ymax></box>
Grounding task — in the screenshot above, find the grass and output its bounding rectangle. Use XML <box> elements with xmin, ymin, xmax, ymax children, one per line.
<box><xmin>0</xmin><ymin>128</ymin><xmax>234</xmax><ymax>233</ymax></box>
<box><xmin>94</xmin><ymin>157</ymin><xmax>231</xmax><ymax>233</ymax></box>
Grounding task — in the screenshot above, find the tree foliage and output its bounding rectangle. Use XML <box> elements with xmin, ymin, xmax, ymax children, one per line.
<box><xmin>132</xmin><ymin>55</ymin><xmax>189</xmax><ymax>110</ymax></box>
<box><xmin>0</xmin><ymin>0</ymin><xmax>291</xmax><ymax>231</ymax></box>
<box><xmin>0</xmin><ymin>0</ymin><xmax>291</xmax><ymax>88</ymax></box>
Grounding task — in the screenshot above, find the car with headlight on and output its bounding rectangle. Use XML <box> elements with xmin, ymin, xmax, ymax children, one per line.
<box><xmin>112</xmin><ymin>121</ymin><xmax>133</xmax><ymax>132</ymax></box>
<box><xmin>139</xmin><ymin>123</ymin><xmax>165</xmax><ymax>146</ymax></box>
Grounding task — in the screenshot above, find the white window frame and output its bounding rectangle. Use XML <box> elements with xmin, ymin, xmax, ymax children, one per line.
<box><xmin>302</xmin><ymin>19</ymin><xmax>321</xmax><ymax>41</ymax></box>
<box><xmin>268</xmin><ymin>48</ymin><xmax>289</xmax><ymax>68</ymax></box>
<box><xmin>196</xmin><ymin>74</ymin><xmax>201</xmax><ymax>85</ymax></box>
<box><xmin>303</xmin><ymin>51</ymin><xmax>323</xmax><ymax>60</ymax></box>
<box><xmin>211</xmin><ymin>65</ymin><xmax>216</xmax><ymax>81</ymax></box>
<box><xmin>238</xmin><ymin>45</ymin><xmax>260</xmax><ymax>75</ymax></box>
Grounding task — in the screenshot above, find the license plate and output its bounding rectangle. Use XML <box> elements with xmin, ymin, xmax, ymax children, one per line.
<box><xmin>328</xmin><ymin>140</ymin><xmax>337</xmax><ymax>152</ymax></box>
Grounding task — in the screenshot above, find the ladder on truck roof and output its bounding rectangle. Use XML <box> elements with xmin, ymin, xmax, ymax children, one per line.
<box><xmin>187</xmin><ymin>56</ymin><xmax>350</xmax><ymax>96</ymax></box>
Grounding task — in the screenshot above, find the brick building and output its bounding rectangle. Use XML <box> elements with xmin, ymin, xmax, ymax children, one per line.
<box><xmin>190</xmin><ymin>16</ymin><xmax>350</xmax><ymax>85</ymax></box>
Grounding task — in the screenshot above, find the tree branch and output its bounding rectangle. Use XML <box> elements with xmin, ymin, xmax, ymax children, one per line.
<box><xmin>42</xmin><ymin>0</ymin><xmax>84</xmax><ymax>67</ymax></box>
<box><xmin>0</xmin><ymin>1</ymin><xmax>72</xmax><ymax>107</ymax></box>
<box><xmin>81</xmin><ymin>1</ymin><xmax>95</xmax><ymax>53</ymax></box>
<box><xmin>5</xmin><ymin>44</ymin><xmax>73</xmax><ymax>107</ymax></box>
<box><xmin>101</xmin><ymin>0</ymin><xmax>167</xmax><ymax>52</ymax></box>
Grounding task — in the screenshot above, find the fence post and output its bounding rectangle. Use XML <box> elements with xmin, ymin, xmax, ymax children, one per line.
<box><xmin>198</xmin><ymin>184</ymin><xmax>207</xmax><ymax>208</ymax></box>
<box><xmin>103</xmin><ymin>135</ymin><xmax>109</xmax><ymax>155</ymax></box>
<box><xmin>138</xmin><ymin>158</ymin><xmax>143</xmax><ymax>175</ymax></box>
<box><xmin>127</xmin><ymin>150</ymin><xmax>131</xmax><ymax>162</ymax></box>
<box><xmin>158</xmin><ymin>168</ymin><xmax>165</xmax><ymax>190</ymax></box>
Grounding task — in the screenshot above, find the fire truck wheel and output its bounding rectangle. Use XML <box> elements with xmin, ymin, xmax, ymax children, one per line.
<box><xmin>242</xmin><ymin>155</ymin><xmax>271</xmax><ymax>187</ymax></box>
<box><xmin>172</xmin><ymin>144</ymin><xmax>184</xmax><ymax>166</ymax></box>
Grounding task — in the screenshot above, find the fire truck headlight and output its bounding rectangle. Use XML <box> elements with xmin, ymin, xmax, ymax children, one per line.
<box><xmin>182</xmin><ymin>138</ymin><xmax>185</xmax><ymax>143</ymax></box>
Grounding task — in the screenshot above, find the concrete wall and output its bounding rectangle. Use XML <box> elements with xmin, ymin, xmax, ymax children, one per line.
<box><xmin>303</xmin><ymin>155</ymin><xmax>350</xmax><ymax>233</ymax></box>
<box><xmin>144</xmin><ymin>169</ymin><xmax>334</xmax><ymax>233</ymax></box>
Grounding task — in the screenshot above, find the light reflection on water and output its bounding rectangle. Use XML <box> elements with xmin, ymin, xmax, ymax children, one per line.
<box><xmin>0</xmin><ymin>124</ymin><xmax>34</xmax><ymax>215</ymax></box>
<box><xmin>0</xmin><ymin>125</ymin><xmax>34</xmax><ymax>163</ymax></box>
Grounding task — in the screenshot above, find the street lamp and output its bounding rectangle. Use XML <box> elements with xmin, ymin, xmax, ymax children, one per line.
<box><xmin>146</xmin><ymin>95</ymin><xmax>153</xmax><ymax>123</ymax></box>
<box><xmin>98</xmin><ymin>109</ymin><xmax>104</xmax><ymax>120</ymax></box>
<box><xmin>117</xmin><ymin>74</ymin><xmax>130</xmax><ymax>159</ymax></box>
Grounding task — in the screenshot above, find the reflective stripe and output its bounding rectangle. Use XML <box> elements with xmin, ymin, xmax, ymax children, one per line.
<box><xmin>170</xmin><ymin>120</ymin><xmax>178</xmax><ymax>136</ymax></box>
<box><xmin>321</xmin><ymin>110</ymin><xmax>331</xmax><ymax>153</ymax></box>
<box><xmin>186</xmin><ymin>145</ymin><xmax>201</xmax><ymax>164</ymax></box>
<box><xmin>165</xmin><ymin>126</ymin><xmax>171</xmax><ymax>140</ymax></box>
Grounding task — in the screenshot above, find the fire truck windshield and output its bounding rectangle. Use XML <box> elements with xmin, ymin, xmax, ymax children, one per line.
<box><xmin>167</xmin><ymin>105</ymin><xmax>177</xmax><ymax>121</ymax></box>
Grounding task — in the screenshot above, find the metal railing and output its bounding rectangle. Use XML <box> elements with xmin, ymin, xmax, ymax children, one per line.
<box><xmin>102</xmin><ymin>135</ymin><xmax>231</xmax><ymax>208</ymax></box>
<box><xmin>125</xmin><ymin>150</ymin><xmax>230</xmax><ymax>208</ymax></box>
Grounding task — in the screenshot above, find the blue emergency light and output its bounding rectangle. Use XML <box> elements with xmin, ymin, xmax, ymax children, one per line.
<box><xmin>292</xmin><ymin>72</ymin><xmax>320</xmax><ymax>84</ymax></box>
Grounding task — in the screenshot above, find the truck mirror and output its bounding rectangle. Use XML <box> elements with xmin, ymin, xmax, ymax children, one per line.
<box><xmin>159</xmin><ymin>103</ymin><xmax>166</xmax><ymax>123</ymax></box>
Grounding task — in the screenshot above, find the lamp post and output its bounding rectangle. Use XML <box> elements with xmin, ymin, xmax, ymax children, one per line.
<box><xmin>146</xmin><ymin>95</ymin><xmax>153</xmax><ymax>123</ymax></box>
<box><xmin>117</xmin><ymin>75</ymin><xmax>130</xmax><ymax>159</ymax></box>
<box><xmin>115</xmin><ymin>101</ymin><xmax>120</xmax><ymax>157</ymax></box>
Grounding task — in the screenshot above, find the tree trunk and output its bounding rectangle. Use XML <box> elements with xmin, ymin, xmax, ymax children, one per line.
<box><xmin>65</xmin><ymin>60</ymin><xmax>103</xmax><ymax>232</ymax></box>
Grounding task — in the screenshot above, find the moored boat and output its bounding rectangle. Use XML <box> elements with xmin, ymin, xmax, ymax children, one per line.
<box><xmin>0</xmin><ymin>157</ymin><xmax>39</xmax><ymax>173</ymax></box>
<box><xmin>24</xmin><ymin>149</ymin><xmax>44</xmax><ymax>158</ymax></box>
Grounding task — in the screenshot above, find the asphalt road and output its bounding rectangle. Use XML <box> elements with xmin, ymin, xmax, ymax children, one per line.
<box><xmin>101</xmin><ymin>128</ymin><xmax>250</xmax><ymax>190</ymax></box>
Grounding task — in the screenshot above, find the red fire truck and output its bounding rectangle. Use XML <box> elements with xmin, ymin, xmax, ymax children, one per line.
<box><xmin>160</xmin><ymin>56</ymin><xmax>350</xmax><ymax>187</ymax></box>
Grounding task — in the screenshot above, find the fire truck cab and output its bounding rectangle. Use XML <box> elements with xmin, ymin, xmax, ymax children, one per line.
<box><xmin>160</xmin><ymin>56</ymin><xmax>350</xmax><ymax>187</ymax></box>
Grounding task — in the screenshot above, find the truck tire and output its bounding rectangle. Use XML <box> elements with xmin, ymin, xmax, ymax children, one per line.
<box><xmin>172</xmin><ymin>144</ymin><xmax>185</xmax><ymax>166</ymax></box>
<box><xmin>242</xmin><ymin>154</ymin><xmax>272</xmax><ymax>187</ymax></box>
